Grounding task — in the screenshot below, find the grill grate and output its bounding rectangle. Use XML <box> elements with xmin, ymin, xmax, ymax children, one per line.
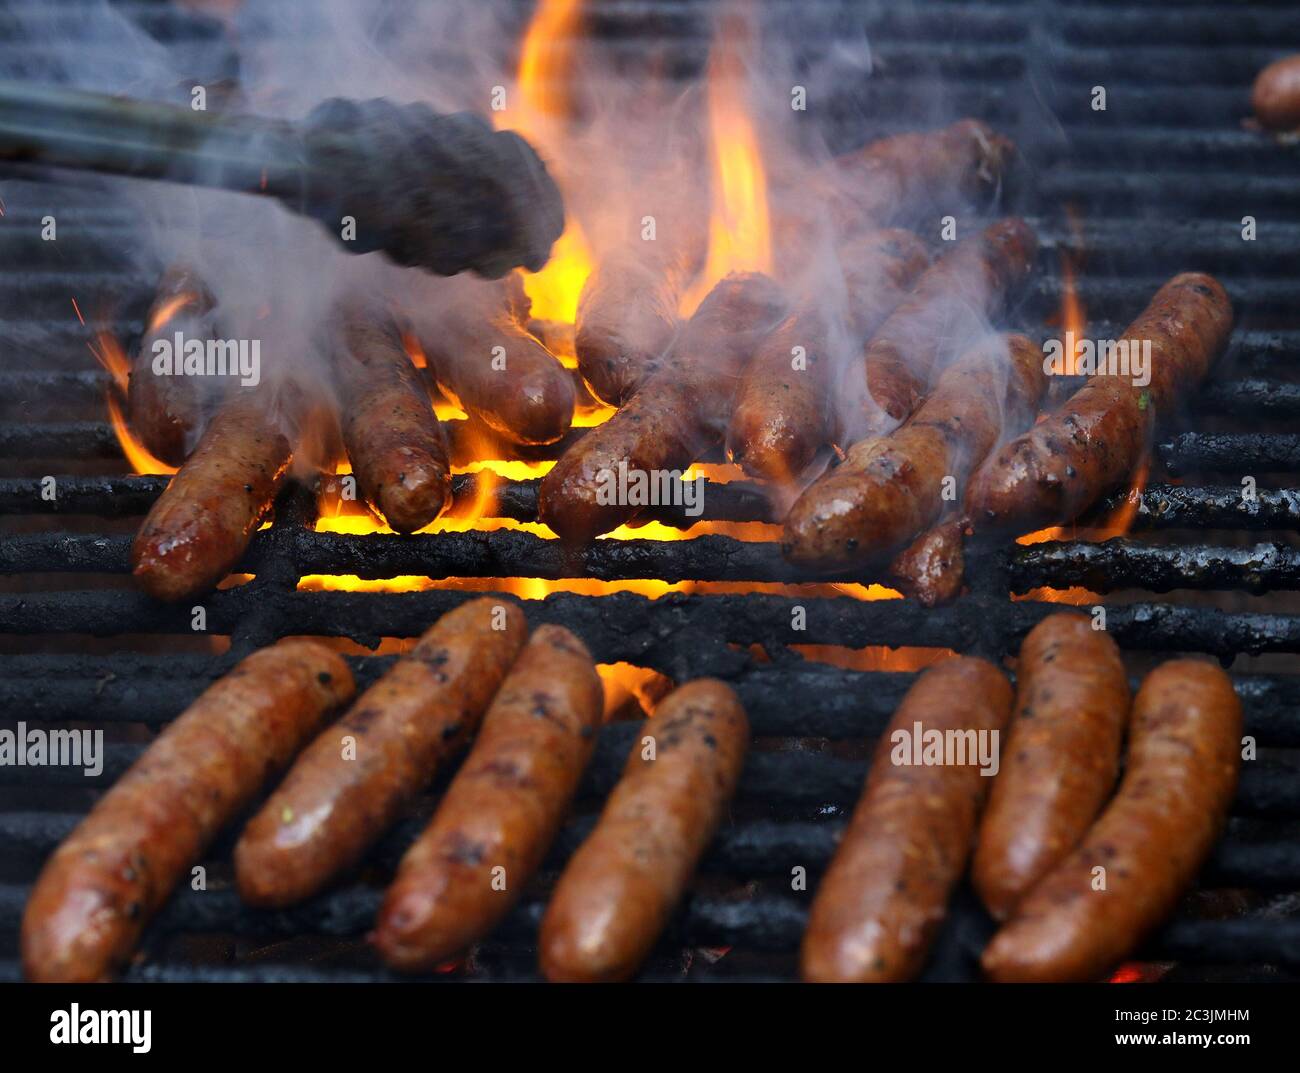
<box><xmin>2</xmin><ymin>0</ymin><xmax>1300</xmax><ymax>983</ymax></box>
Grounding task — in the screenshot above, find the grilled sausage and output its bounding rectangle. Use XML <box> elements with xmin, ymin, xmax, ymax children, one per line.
<box><xmin>539</xmin><ymin>272</ymin><xmax>786</xmax><ymax>542</ymax></box>
<box><xmin>889</xmin><ymin>517</ymin><xmax>966</xmax><ymax>607</ymax></box>
<box><xmin>132</xmin><ymin>389</ymin><xmax>292</xmax><ymax>602</ymax></box>
<box><xmin>1252</xmin><ymin>54</ymin><xmax>1300</xmax><ymax>131</ymax></box>
<box><xmin>417</xmin><ymin>280</ymin><xmax>575</xmax><ymax>446</ymax></box>
<box><xmin>833</xmin><ymin>119</ymin><xmax>1017</xmax><ymax>229</ymax></box>
<box><xmin>784</xmin><ymin>333</ymin><xmax>1045</xmax><ymax>571</ymax></box>
<box><xmin>334</xmin><ymin>307</ymin><xmax>452</xmax><ymax>533</ymax></box>
<box><xmin>235</xmin><ymin>598</ymin><xmax>527</xmax><ymax>907</ymax></box>
<box><xmin>858</xmin><ymin>218</ymin><xmax>1037</xmax><ymax>432</ymax></box>
<box><xmin>373</xmin><ymin>625</ymin><xmax>603</xmax><ymax>971</ymax></box>
<box><xmin>21</xmin><ymin>640</ymin><xmax>353</xmax><ymax>983</ymax></box>
<box><xmin>802</xmin><ymin>657</ymin><xmax>1013</xmax><ymax>983</ymax></box>
<box><xmin>127</xmin><ymin>264</ymin><xmax>220</xmax><ymax>465</ymax></box>
<box><xmin>966</xmin><ymin>273</ymin><xmax>1232</xmax><ymax>535</ymax></box>
<box><xmin>982</xmin><ymin>659</ymin><xmax>1241</xmax><ymax>983</ymax></box>
<box><xmin>575</xmin><ymin>245</ymin><xmax>694</xmax><ymax>406</ymax></box>
<box><xmin>972</xmin><ymin>613</ymin><xmax>1130</xmax><ymax>921</ymax></box>
<box><xmin>539</xmin><ymin>678</ymin><xmax>749</xmax><ymax>982</ymax></box>
<box><xmin>726</xmin><ymin>230</ymin><xmax>930</xmax><ymax>483</ymax></box>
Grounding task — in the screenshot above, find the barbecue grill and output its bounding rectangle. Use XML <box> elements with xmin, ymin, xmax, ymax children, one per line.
<box><xmin>3</xmin><ymin>0</ymin><xmax>1300</xmax><ymax>984</ymax></box>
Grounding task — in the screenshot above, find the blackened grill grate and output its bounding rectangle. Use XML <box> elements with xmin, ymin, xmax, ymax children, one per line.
<box><xmin>2</xmin><ymin>0</ymin><xmax>1300</xmax><ymax>982</ymax></box>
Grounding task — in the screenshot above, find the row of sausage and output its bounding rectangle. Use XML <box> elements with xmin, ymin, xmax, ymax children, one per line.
<box><xmin>21</xmin><ymin>602</ymin><xmax>1240</xmax><ymax>983</ymax></box>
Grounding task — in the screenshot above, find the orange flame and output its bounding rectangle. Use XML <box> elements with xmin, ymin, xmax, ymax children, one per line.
<box><xmin>498</xmin><ymin>0</ymin><xmax>593</xmax><ymax>324</ymax></box>
<box><xmin>679</xmin><ymin>12</ymin><xmax>772</xmax><ymax>315</ymax></box>
<box><xmin>147</xmin><ymin>291</ymin><xmax>199</xmax><ymax>334</ymax></box>
<box><xmin>106</xmin><ymin>393</ymin><xmax>177</xmax><ymax>475</ymax></box>
<box><xmin>89</xmin><ymin>328</ymin><xmax>130</xmax><ymax>395</ymax></box>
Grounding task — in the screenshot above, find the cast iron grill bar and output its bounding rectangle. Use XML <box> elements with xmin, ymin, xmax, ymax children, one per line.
<box><xmin>9</xmin><ymin>527</ymin><xmax>1300</xmax><ymax>597</ymax></box>
<box><xmin>3</xmin><ymin>590</ymin><xmax>1299</xmax><ymax>665</ymax></box>
<box><xmin>1160</xmin><ymin>433</ymin><xmax>1300</xmax><ymax>476</ymax></box>
<box><xmin>0</xmin><ymin>881</ymin><xmax>1294</xmax><ymax>973</ymax></box>
<box><xmin>1009</xmin><ymin>539</ymin><xmax>1300</xmax><ymax>595</ymax></box>
<box><xmin>7</xmin><ymin>654</ymin><xmax>1300</xmax><ymax>744</ymax></box>
<box><xmin>9</xmin><ymin>474</ymin><xmax>1300</xmax><ymax>533</ymax></box>
<box><xmin>1094</xmin><ymin>483</ymin><xmax>1300</xmax><ymax>532</ymax></box>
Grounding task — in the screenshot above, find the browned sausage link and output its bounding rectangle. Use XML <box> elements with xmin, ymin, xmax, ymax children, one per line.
<box><xmin>889</xmin><ymin>516</ymin><xmax>967</xmax><ymax>607</ymax></box>
<box><xmin>860</xmin><ymin>218</ymin><xmax>1038</xmax><ymax>431</ymax></box>
<box><xmin>1252</xmin><ymin>54</ymin><xmax>1300</xmax><ymax>131</ymax></box>
<box><xmin>131</xmin><ymin>389</ymin><xmax>291</xmax><ymax>602</ymax></box>
<box><xmin>127</xmin><ymin>264</ymin><xmax>220</xmax><ymax>465</ymax></box>
<box><xmin>801</xmin><ymin>657</ymin><xmax>1013</xmax><ymax>983</ymax></box>
<box><xmin>972</xmin><ymin>613</ymin><xmax>1130</xmax><ymax>921</ymax></box>
<box><xmin>965</xmin><ymin>273</ymin><xmax>1232</xmax><ymax>535</ymax></box>
<box><xmin>726</xmin><ymin>230</ymin><xmax>930</xmax><ymax>483</ymax></box>
<box><xmin>20</xmin><ymin>640</ymin><xmax>354</xmax><ymax>983</ymax></box>
<box><xmin>417</xmin><ymin>281</ymin><xmax>575</xmax><ymax>446</ymax></box>
<box><xmin>982</xmin><ymin>659</ymin><xmax>1241</xmax><ymax>983</ymax></box>
<box><xmin>373</xmin><ymin>625</ymin><xmax>603</xmax><ymax>971</ymax></box>
<box><xmin>575</xmin><ymin>246</ymin><xmax>694</xmax><ymax>407</ymax></box>
<box><xmin>234</xmin><ymin>597</ymin><xmax>527</xmax><ymax>907</ymax></box>
<box><xmin>539</xmin><ymin>272</ymin><xmax>786</xmax><ymax>543</ymax></box>
<box><xmin>832</xmin><ymin>119</ymin><xmax>1017</xmax><ymax>229</ymax></box>
<box><xmin>334</xmin><ymin>308</ymin><xmax>452</xmax><ymax>533</ymax></box>
<box><xmin>784</xmin><ymin>333</ymin><xmax>1045</xmax><ymax>571</ymax></box>
<box><xmin>539</xmin><ymin>679</ymin><xmax>749</xmax><ymax>982</ymax></box>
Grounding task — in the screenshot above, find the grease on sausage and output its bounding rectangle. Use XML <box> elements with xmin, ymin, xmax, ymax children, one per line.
<box><xmin>374</xmin><ymin>625</ymin><xmax>603</xmax><ymax>971</ymax></box>
<box><xmin>972</xmin><ymin>613</ymin><xmax>1130</xmax><ymax>920</ymax></box>
<box><xmin>801</xmin><ymin>657</ymin><xmax>1013</xmax><ymax>983</ymax></box>
<box><xmin>21</xmin><ymin>640</ymin><xmax>354</xmax><ymax>982</ymax></box>
<box><xmin>234</xmin><ymin>598</ymin><xmax>527</xmax><ymax>907</ymax></box>
<box><xmin>539</xmin><ymin>679</ymin><xmax>749</xmax><ymax>982</ymax></box>
<box><xmin>981</xmin><ymin>659</ymin><xmax>1241</xmax><ymax>983</ymax></box>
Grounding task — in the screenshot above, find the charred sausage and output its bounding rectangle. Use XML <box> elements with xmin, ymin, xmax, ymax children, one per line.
<box><xmin>833</xmin><ymin>119</ymin><xmax>1017</xmax><ymax>229</ymax></box>
<box><xmin>21</xmin><ymin>640</ymin><xmax>354</xmax><ymax>983</ymax></box>
<box><xmin>858</xmin><ymin>218</ymin><xmax>1038</xmax><ymax>432</ymax></box>
<box><xmin>235</xmin><ymin>597</ymin><xmax>527</xmax><ymax>907</ymax></box>
<box><xmin>416</xmin><ymin>279</ymin><xmax>575</xmax><ymax>446</ymax></box>
<box><xmin>802</xmin><ymin>657</ymin><xmax>1013</xmax><ymax>983</ymax></box>
<box><xmin>539</xmin><ymin>678</ymin><xmax>749</xmax><ymax>982</ymax></box>
<box><xmin>333</xmin><ymin>306</ymin><xmax>452</xmax><ymax>533</ymax></box>
<box><xmin>127</xmin><ymin>264</ymin><xmax>220</xmax><ymax>465</ymax></box>
<box><xmin>539</xmin><ymin>272</ymin><xmax>786</xmax><ymax>543</ymax></box>
<box><xmin>972</xmin><ymin>613</ymin><xmax>1130</xmax><ymax>921</ymax></box>
<box><xmin>726</xmin><ymin>230</ymin><xmax>930</xmax><ymax>483</ymax></box>
<box><xmin>889</xmin><ymin>517</ymin><xmax>967</xmax><ymax>607</ymax></box>
<box><xmin>575</xmin><ymin>245</ymin><xmax>694</xmax><ymax>406</ymax></box>
<box><xmin>783</xmin><ymin>332</ymin><xmax>1045</xmax><ymax>571</ymax></box>
<box><xmin>132</xmin><ymin>389</ymin><xmax>292</xmax><ymax>602</ymax></box>
<box><xmin>966</xmin><ymin>272</ymin><xmax>1233</xmax><ymax>535</ymax></box>
<box><xmin>373</xmin><ymin>625</ymin><xmax>603</xmax><ymax>971</ymax></box>
<box><xmin>1252</xmin><ymin>54</ymin><xmax>1300</xmax><ymax>131</ymax></box>
<box><xmin>982</xmin><ymin>659</ymin><xmax>1241</xmax><ymax>983</ymax></box>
